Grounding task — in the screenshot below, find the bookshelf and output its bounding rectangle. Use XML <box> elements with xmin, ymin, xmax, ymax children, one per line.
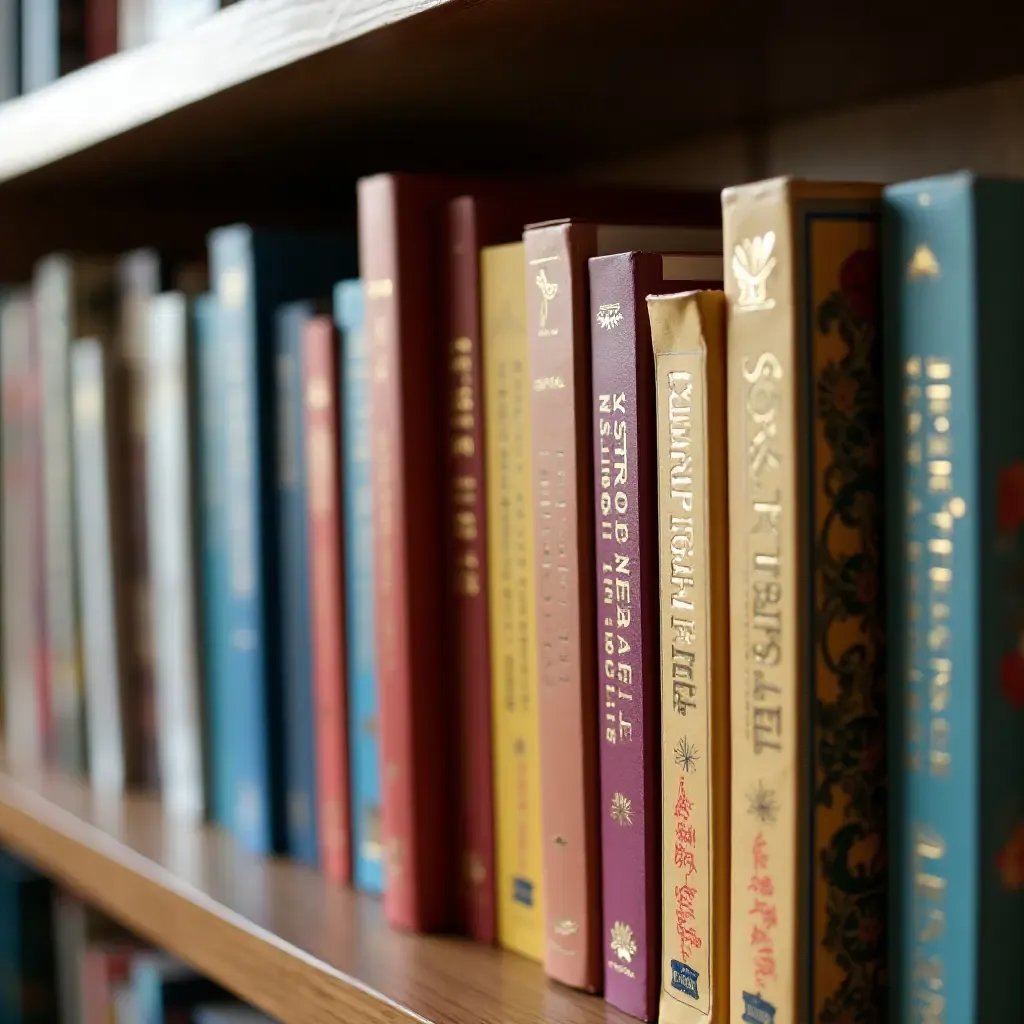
<box><xmin>3</xmin><ymin>0</ymin><xmax>1024</xmax><ymax>1020</ymax></box>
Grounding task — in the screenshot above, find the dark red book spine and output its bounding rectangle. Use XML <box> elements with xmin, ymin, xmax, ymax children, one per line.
<box><xmin>86</xmin><ymin>0</ymin><xmax>118</xmax><ymax>62</ymax></box>
<box><xmin>446</xmin><ymin>199</ymin><xmax>496</xmax><ymax>942</ymax></box>
<box><xmin>303</xmin><ymin>315</ymin><xmax>352</xmax><ymax>885</ymax></box>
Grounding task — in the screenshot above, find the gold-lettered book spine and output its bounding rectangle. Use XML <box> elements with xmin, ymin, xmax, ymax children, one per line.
<box><xmin>648</xmin><ymin>291</ymin><xmax>731</xmax><ymax>1023</ymax></box>
<box><xmin>482</xmin><ymin>242</ymin><xmax>545</xmax><ymax>961</ymax></box>
<box><xmin>723</xmin><ymin>179</ymin><xmax>800</xmax><ymax>1024</ymax></box>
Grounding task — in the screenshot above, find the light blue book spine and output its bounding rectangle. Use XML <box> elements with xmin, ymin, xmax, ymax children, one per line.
<box><xmin>275</xmin><ymin>300</ymin><xmax>318</xmax><ymax>866</ymax></box>
<box><xmin>194</xmin><ymin>294</ymin><xmax>233</xmax><ymax>830</ymax></box>
<box><xmin>886</xmin><ymin>172</ymin><xmax>1024</xmax><ymax>1023</ymax></box>
<box><xmin>335</xmin><ymin>280</ymin><xmax>383</xmax><ymax>894</ymax></box>
<box><xmin>209</xmin><ymin>227</ymin><xmax>271</xmax><ymax>855</ymax></box>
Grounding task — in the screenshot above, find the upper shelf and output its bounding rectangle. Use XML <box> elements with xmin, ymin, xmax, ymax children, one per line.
<box><xmin>0</xmin><ymin>756</ymin><xmax>631</xmax><ymax>1024</ymax></box>
<box><xmin>4</xmin><ymin>0</ymin><xmax>1024</xmax><ymax>208</ymax></box>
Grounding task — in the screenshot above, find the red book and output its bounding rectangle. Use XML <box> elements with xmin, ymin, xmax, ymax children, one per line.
<box><xmin>303</xmin><ymin>315</ymin><xmax>351</xmax><ymax>885</ymax></box>
<box><xmin>83</xmin><ymin>944</ymin><xmax>134</xmax><ymax>1024</ymax></box>
<box><xmin>86</xmin><ymin>0</ymin><xmax>119</xmax><ymax>62</ymax></box>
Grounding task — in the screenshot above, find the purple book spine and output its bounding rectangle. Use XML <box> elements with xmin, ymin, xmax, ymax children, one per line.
<box><xmin>589</xmin><ymin>252</ymin><xmax>664</xmax><ymax>1020</ymax></box>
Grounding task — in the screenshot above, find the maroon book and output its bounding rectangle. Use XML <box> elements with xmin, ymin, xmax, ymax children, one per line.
<box><xmin>86</xmin><ymin>0</ymin><xmax>118</xmax><ymax>62</ymax></box>
<box><xmin>589</xmin><ymin>251</ymin><xmax>722</xmax><ymax>1019</ymax></box>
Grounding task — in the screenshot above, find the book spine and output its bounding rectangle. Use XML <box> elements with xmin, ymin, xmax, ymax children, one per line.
<box><xmin>69</xmin><ymin>340</ymin><xmax>127</xmax><ymax>794</ymax></box>
<box><xmin>648</xmin><ymin>291</ymin><xmax>731</xmax><ymax>1024</ymax></box>
<box><xmin>447</xmin><ymin>199</ymin><xmax>497</xmax><ymax>941</ymax></box>
<box><xmin>36</xmin><ymin>257</ymin><xmax>87</xmax><ymax>775</ymax></box>
<box><xmin>193</xmin><ymin>294</ymin><xmax>232</xmax><ymax>828</ymax></box>
<box><xmin>85</xmin><ymin>0</ymin><xmax>117</xmax><ymax>61</ymax></box>
<box><xmin>587</xmin><ymin>253</ymin><xmax>660</xmax><ymax>1018</ymax></box>
<box><xmin>724</xmin><ymin>180</ymin><xmax>885</xmax><ymax>1024</ymax></box>
<box><xmin>358</xmin><ymin>175</ymin><xmax>455</xmax><ymax>930</ymax></box>
<box><xmin>524</xmin><ymin>222</ymin><xmax>601</xmax><ymax>990</ymax></box>
<box><xmin>275</xmin><ymin>301</ymin><xmax>319</xmax><ymax>866</ymax></box>
<box><xmin>481</xmin><ymin>242</ymin><xmax>545</xmax><ymax>961</ymax></box>
<box><xmin>336</xmin><ymin>280</ymin><xmax>383</xmax><ymax>894</ymax></box>
<box><xmin>147</xmin><ymin>293</ymin><xmax>205</xmax><ymax>820</ymax></box>
<box><xmin>210</xmin><ymin>231</ymin><xmax>272</xmax><ymax>854</ymax></box>
<box><xmin>886</xmin><ymin>175</ymin><xmax>1024</xmax><ymax>1021</ymax></box>
<box><xmin>150</xmin><ymin>0</ymin><xmax>218</xmax><ymax>40</ymax></box>
<box><xmin>0</xmin><ymin>0</ymin><xmax>18</xmax><ymax>100</ymax></box>
<box><xmin>303</xmin><ymin>314</ymin><xmax>351</xmax><ymax>884</ymax></box>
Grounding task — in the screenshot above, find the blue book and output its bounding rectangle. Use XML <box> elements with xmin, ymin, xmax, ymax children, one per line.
<box><xmin>194</xmin><ymin>293</ymin><xmax>233</xmax><ymax>830</ymax></box>
<box><xmin>275</xmin><ymin>300</ymin><xmax>318</xmax><ymax>865</ymax></box>
<box><xmin>335</xmin><ymin>280</ymin><xmax>383</xmax><ymax>893</ymax></box>
<box><xmin>132</xmin><ymin>954</ymin><xmax>229</xmax><ymax>1024</ymax></box>
<box><xmin>208</xmin><ymin>226</ymin><xmax>356</xmax><ymax>855</ymax></box>
<box><xmin>886</xmin><ymin>172</ymin><xmax>1024</xmax><ymax>1022</ymax></box>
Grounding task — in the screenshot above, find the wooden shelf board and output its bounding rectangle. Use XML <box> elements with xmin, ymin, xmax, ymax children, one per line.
<box><xmin>0</xmin><ymin>760</ymin><xmax>628</xmax><ymax>1024</ymax></box>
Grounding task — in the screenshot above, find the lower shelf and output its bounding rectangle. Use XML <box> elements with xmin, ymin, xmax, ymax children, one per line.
<box><xmin>0</xmin><ymin>758</ymin><xmax>626</xmax><ymax>1024</ymax></box>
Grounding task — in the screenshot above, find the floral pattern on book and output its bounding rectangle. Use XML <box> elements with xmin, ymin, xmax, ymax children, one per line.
<box><xmin>812</xmin><ymin>248</ymin><xmax>887</xmax><ymax>1023</ymax></box>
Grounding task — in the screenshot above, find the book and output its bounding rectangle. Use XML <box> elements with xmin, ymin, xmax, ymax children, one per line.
<box><xmin>480</xmin><ymin>240</ymin><xmax>544</xmax><ymax>960</ymax></box>
<box><xmin>303</xmin><ymin>312</ymin><xmax>351</xmax><ymax>884</ymax></box>
<box><xmin>723</xmin><ymin>178</ymin><xmax>886</xmax><ymax>1024</ymax></box>
<box><xmin>131</xmin><ymin>954</ymin><xmax>230</xmax><ymax>1023</ymax></box>
<box><xmin>524</xmin><ymin>217</ymin><xmax>719</xmax><ymax>991</ymax></box>
<box><xmin>358</xmin><ymin>172</ymin><xmax>482</xmax><ymax>931</ymax></box>
<box><xmin>0</xmin><ymin>855</ymin><xmax>59</xmax><ymax>1023</ymax></box>
<box><xmin>647</xmin><ymin>289</ymin><xmax>731</xmax><ymax>1023</ymax></box>
<box><xmin>83</xmin><ymin>943</ymin><xmax>136</xmax><ymax>1024</ymax></box>
<box><xmin>151</xmin><ymin>0</ymin><xmax>219</xmax><ymax>40</ymax></box>
<box><xmin>588</xmin><ymin>252</ymin><xmax>722</xmax><ymax>1019</ymax></box>
<box><xmin>193</xmin><ymin>293</ymin><xmax>231</xmax><ymax>827</ymax></box>
<box><xmin>335</xmin><ymin>279</ymin><xmax>382</xmax><ymax>894</ymax></box>
<box><xmin>21</xmin><ymin>0</ymin><xmax>86</xmax><ymax>91</ymax></box>
<box><xmin>148</xmin><ymin>291</ymin><xmax>206</xmax><ymax>820</ymax></box>
<box><xmin>1</xmin><ymin>289</ymin><xmax>43</xmax><ymax>767</ymax></box>
<box><xmin>275</xmin><ymin>299</ymin><xmax>319</xmax><ymax>866</ymax></box>
<box><xmin>36</xmin><ymin>253</ymin><xmax>119</xmax><ymax>776</ymax></box>
<box><xmin>118</xmin><ymin>0</ymin><xmax>148</xmax><ymax>50</ymax></box>
<box><xmin>885</xmin><ymin>172</ymin><xmax>1024</xmax><ymax>1022</ymax></box>
<box><xmin>86</xmin><ymin>0</ymin><xmax>117</xmax><ymax>61</ymax></box>
<box><xmin>70</xmin><ymin>338</ymin><xmax>137</xmax><ymax>793</ymax></box>
<box><xmin>0</xmin><ymin>0</ymin><xmax>19</xmax><ymax>99</ymax></box>
<box><xmin>208</xmin><ymin>224</ymin><xmax>355</xmax><ymax>854</ymax></box>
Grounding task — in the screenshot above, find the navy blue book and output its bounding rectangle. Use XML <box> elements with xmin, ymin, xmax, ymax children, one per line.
<box><xmin>275</xmin><ymin>299</ymin><xmax>319</xmax><ymax>865</ymax></box>
<box><xmin>208</xmin><ymin>225</ymin><xmax>356</xmax><ymax>855</ymax></box>
<box><xmin>886</xmin><ymin>173</ymin><xmax>1024</xmax><ymax>1022</ymax></box>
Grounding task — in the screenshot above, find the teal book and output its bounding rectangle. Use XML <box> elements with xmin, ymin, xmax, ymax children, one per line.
<box><xmin>335</xmin><ymin>280</ymin><xmax>383</xmax><ymax>894</ymax></box>
<box><xmin>194</xmin><ymin>293</ymin><xmax>232</xmax><ymax>829</ymax></box>
<box><xmin>208</xmin><ymin>225</ymin><xmax>356</xmax><ymax>854</ymax></box>
<box><xmin>885</xmin><ymin>172</ymin><xmax>1024</xmax><ymax>1022</ymax></box>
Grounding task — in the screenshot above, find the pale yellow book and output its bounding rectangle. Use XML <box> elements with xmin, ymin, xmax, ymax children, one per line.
<box><xmin>481</xmin><ymin>241</ymin><xmax>545</xmax><ymax>960</ymax></box>
<box><xmin>648</xmin><ymin>291</ymin><xmax>731</xmax><ymax>1023</ymax></box>
<box><xmin>723</xmin><ymin>178</ymin><xmax>886</xmax><ymax>1024</ymax></box>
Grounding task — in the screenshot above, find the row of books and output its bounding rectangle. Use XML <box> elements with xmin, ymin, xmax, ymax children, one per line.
<box><xmin>0</xmin><ymin>0</ymin><xmax>235</xmax><ymax>99</ymax></box>
<box><xmin>0</xmin><ymin>853</ymin><xmax>272</xmax><ymax>1022</ymax></box>
<box><xmin>1</xmin><ymin>169</ymin><xmax>1022</xmax><ymax>1024</ymax></box>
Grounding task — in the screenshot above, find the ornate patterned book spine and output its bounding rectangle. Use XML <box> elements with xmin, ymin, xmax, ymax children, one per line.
<box><xmin>524</xmin><ymin>220</ymin><xmax>603</xmax><ymax>990</ymax></box>
<box><xmin>335</xmin><ymin>279</ymin><xmax>383</xmax><ymax>895</ymax></box>
<box><xmin>885</xmin><ymin>173</ymin><xmax>1024</xmax><ymax>1022</ymax></box>
<box><xmin>481</xmin><ymin>241</ymin><xmax>545</xmax><ymax>961</ymax></box>
<box><xmin>723</xmin><ymin>178</ymin><xmax>886</xmax><ymax>1024</ymax></box>
<box><xmin>303</xmin><ymin>313</ymin><xmax>352</xmax><ymax>885</ymax></box>
<box><xmin>446</xmin><ymin>197</ymin><xmax>497</xmax><ymax>942</ymax></box>
<box><xmin>648</xmin><ymin>289</ymin><xmax>731</xmax><ymax>1024</ymax></box>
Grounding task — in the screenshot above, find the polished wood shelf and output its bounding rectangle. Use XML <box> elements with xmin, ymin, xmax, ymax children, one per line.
<box><xmin>0</xmin><ymin>759</ymin><xmax>628</xmax><ymax>1024</ymax></box>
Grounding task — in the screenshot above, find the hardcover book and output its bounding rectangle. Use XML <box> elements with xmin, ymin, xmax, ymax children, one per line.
<box><xmin>722</xmin><ymin>178</ymin><xmax>886</xmax><ymax>1024</ymax></box>
<box><xmin>85</xmin><ymin>0</ymin><xmax>117</xmax><ymax>61</ymax></box>
<box><xmin>524</xmin><ymin>218</ymin><xmax>719</xmax><ymax>991</ymax></box>
<box><xmin>208</xmin><ymin>225</ymin><xmax>355</xmax><ymax>854</ymax></box>
<box><xmin>0</xmin><ymin>0</ymin><xmax>19</xmax><ymax>99</ymax></box>
<box><xmin>885</xmin><ymin>172</ymin><xmax>1024</xmax><ymax>1022</ymax></box>
<box><xmin>335</xmin><ymin>279</ymin><xmax>382</xmax><ymax>893</ymax></box>
<box><xmin>148</xmin><ymin>291</ymin><xmax>205</xmax><ymax>820</ymax></box>
<box><xmin>36</xmin><ymin>253</ymin><xmax>119</xmax><ymax>776</ymax></box>
<box><xmin>275</xmin><ymin>299</ymin><xmax>320</xmax><ymax>866</ymax></box>
<box><xmin>588</xmin><ymin>252</ymin><xmax>722</xmax><ymax>1019</ymax></box>
<box><xmin>21</xmin><ymin>0</ymin><xmax>86</xmax><ymax>91</ymax></box>
<box><xmin>647</xmin><ymin>289</ymin><xmax>731</xmax><ymax>1024</ymax></box>
<box><xmin>1</xmin><ymin>290</ymin><xmax>43</xmax><ymax>767</ymax></box>
<box><xmin>303</xmin><ymin>313</ymin><xmax>351</xmax><ymax>884</ymax></box>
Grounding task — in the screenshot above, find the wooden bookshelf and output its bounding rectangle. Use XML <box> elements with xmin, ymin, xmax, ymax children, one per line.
<box><xmin>0</xmin><ymin>756</ymin><xmax>629</xmax><ymax>1024</ymax></box>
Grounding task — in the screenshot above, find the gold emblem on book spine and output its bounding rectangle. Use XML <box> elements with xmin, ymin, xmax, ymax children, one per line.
<box><xmin>535</xmin><ymin>269</ymin><xmax>558</xmax><ymax>329</ymax></box>
<box><xmin>732</xmin><ymin>232</ymin><xmax>778</xmax><ymax>311</ymax></box>
<box><xmin>610</xmin><ymin>792</ymin><xmax>634</xmax><ymax>826</ymax></box>
<box><xmin>596</xmin><ymin>302</ymin><xmax>623</xmax><ymax>330</ymax></box>
<box><xmin>553</xmin><ymin>919</ymin><xmax>579</xmax><ymax>936</ymax></box>
<box><xmin>908</xmin><ymin>243</ymin><xmax>941</xmax><ymax>278</ymax></box>
<box><xmin>610</xmin><ymin>922</ymin><xmax>638</xmax><ymax>962</ymax></box>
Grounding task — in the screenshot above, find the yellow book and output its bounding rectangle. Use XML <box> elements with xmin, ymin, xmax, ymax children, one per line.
<box><xmin>648</xmin><ymin>291</ymin><xmax>731</xmax><ymax>1023</ymax></box>
<box><xmin>481</xmin><ymin>241</ymin><xmax>545</xmax><ymax>959</ymax></box>
<box><xmin>723</xmin><ymin>178</ymin><xmax>886</xmax><ymax>1024</ymax></box>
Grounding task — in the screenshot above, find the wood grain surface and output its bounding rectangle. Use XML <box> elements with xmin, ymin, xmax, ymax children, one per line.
<box><xmin>0</xmin><ymin>758</ymin><xmax>632</xmax><ymax>1024</ymax></box>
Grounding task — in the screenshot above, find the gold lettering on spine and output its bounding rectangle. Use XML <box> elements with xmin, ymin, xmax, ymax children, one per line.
<box><xmin>450</xmin><ymin>336</ymin><xmax>480</xmax><ymax>597</ymax></box>
<box><xmin>598</xmin><ymin>392</ymin><xmax>633</xmax><ymax>744</ymax></box>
